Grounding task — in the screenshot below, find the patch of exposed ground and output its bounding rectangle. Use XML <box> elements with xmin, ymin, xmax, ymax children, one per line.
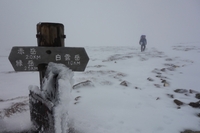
<box><xmin>0</xmin><ymin>96</ymin><xmax>29</xmax><ymax>118</ymax></box>
<box><xmin>173</xmin><ymin>45</ymin><xmax>200</xmax><ymax>52</ymax></box>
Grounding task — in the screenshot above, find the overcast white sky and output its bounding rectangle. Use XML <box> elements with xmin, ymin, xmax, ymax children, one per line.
<box><xmin>0</xmin><ymin>0</ymin><xmax>200</xmax><ymax>48</ymax></box>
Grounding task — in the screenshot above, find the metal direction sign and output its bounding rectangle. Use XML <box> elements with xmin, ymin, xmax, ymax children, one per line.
<box><xmin>8</xmin><ymin>46</ymin><xmax>89</xmax><ymax>71</ymax></box>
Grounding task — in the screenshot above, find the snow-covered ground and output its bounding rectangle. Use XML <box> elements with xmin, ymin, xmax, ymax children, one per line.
<box><xmin>0</xmin><ymin>43</ymin><xmax>200</xmax><ymax>133</ymax></box>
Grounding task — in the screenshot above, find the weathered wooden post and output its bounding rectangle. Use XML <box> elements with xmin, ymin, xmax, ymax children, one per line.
<box><xmin>36</xmin><ymin>22</ymin><xmax>66</xmax><ymax>88</ymax></box>
<box><xmin>33</xmin><ymin>23</ymin><xmax>66</xmax><ymax>132</ymax></box>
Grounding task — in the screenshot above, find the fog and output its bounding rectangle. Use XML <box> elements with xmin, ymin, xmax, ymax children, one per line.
<box><xmin>0</xmin><ymin>0</ymin><xmax>200</xmax><ymax>48</ymax></box>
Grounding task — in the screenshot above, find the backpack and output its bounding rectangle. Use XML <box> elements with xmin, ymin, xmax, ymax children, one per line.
<box><xmin>139</xmin><ymin>35</ymin><xmax>146</xmax><ymax>45</ymax></box>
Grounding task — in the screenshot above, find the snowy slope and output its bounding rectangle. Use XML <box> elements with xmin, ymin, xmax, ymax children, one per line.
<box><xmin>0</xmin><ymin>44</ymin><xmax>200</xmax><ymax>133</ymax></box>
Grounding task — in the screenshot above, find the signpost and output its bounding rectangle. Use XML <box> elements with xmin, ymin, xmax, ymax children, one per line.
<box><xmin>8</xmin><ymin>46</ymin><xmax>89</xmax><ymax>72</ymax></box>
<box><xmin>8</xmin><ymin>22</ymin><xmax>89</xmax><ymax>132</ymax></box>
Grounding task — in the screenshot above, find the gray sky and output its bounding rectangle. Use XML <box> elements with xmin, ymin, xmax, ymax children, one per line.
<box><xmin>0</xmin><ymin>0</ymin><xmax>200</xmax><ymax>48</ymax></box>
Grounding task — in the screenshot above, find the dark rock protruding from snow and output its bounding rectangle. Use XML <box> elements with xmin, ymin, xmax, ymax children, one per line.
<box><xmin>174</xmin><ymin>89</ymin><xmax>188</xmax><ymax>93</ymax></box>
<box><xmin>189</xmin><ymin>89</ymin><xmax>199</xmax><ymax>94</ymax></box>
<box><xmin>120</xmin><ymin>81</ymin><xmax>129</xmax><ymax>87</ymax></box>
<box><xmin>167</xmin><ymin>94</ymin><xmax>174</xmax><ymax>99</ymax></box>
<box><xmin>147</xmin><ymin>77</ymin><xmax>154</xmax><ymax>81</ymax></box>
<box><xmin>154</xmin><ymin>84</ymin><xmax>161</xmax><ymax>88</ymax></box>
<box><xmin>73</xmin><ymin>80</ymin><xmax>94</xmax><ymax>89</ymax></box>
<box><xmin>174</xmin><ymin>99</ymin><xmax>184</xmax><ymax>106</ymax></box>
<box><xmin>181</xmin><ymin>130</ymin><xmax>200</xmax><ymax>133</ymax></box>
<box><xmin>189</xmin><ymin>101</ymin><xmax>200</xmax><ymax>108</ymax></box>
<box><xmin>161</xmin><ymin>79</ymin><xmax>169</xmax><ymax>87</ymax></box>
<box><xmin>195</xmin><ymin>94</ymin><xmax>200</xmax><ymax>99</ymax></box>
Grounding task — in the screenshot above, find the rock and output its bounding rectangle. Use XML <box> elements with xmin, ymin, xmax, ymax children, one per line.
<box><xmin>161</xmin><ymin>79</ymin><xmax>166</xmax><ymax>83</ymax></box>
<box><xmin>156</xmin><ymin>75</ymin><xmax>167</xmax><ymax>78</ymax></box>
<box><xmin>164</xmin><ymin>63</ymin><xmax>179</xmax><ymax>68</ymax></box>
<box><xmin>185</xmin><ymin>93</ymin><xmax>189</xmax><ymax>96</ymax></box>
<box><xmin>120</xmin><ymin>81</ymin><xmax>129</xmax><ymax>87</ymax></box>
<box><xmin>174</xmin><ymin>65</ymin><xmax>180</xmax><ymax>68</ymax></box>
<box><xmin>74</xmin><ymin>96</ymin><xmax>81</xmax><ymax>101</ymax></box>
<box><xmin>161</xmin><ymin>79</ymin><xmax>169</xmax><ymax>87</ymax></box>
<box><xmin>189</xmin><ymin>89</ymin><xmax>199</xmax><ymax>94</ymax></box>
<box><xmin>195</xmin><ymin>93</ymin><xmax>200</xmax><ymax>99</ymax></box>
<box><xmin>74</xmin><ymin>102</ymin><xmax>79</xmax><ymax>105</ymax></box>
<box><xmin>174</xmin><ymin>89</ymin><xmax>188</xmax><ymax>93</ymax></box>
<box><xmin>156</xmin><ymin>75</ymin><xmax>161</xmax><ymax>78</ymax></box>
<box><xmin>152</xmin><ymin>68</ymin><xmax>163</xmax><ymax>74</ymax></box>
<box><xmin>154</xmin><ymin>84</ymin><xmax>161</xmax><ymax>88</ymax></box>
<box><xmin>167</xmin><ymin>67</ymin><xmax>175</xmax><ymax>71</ymax></box>
<box><xmin>147</xmin><ymin>77</ymin><xmax>154</xmax><ymax>81</ymax></box>
<box><xmin>174</xmin><ymin>99</ymin><xmax>184</xmax><ymax>106</ymax></box>
<box><xmin>163</xmin><ymin>82</ymin><xmax>169</xmax><ymax>87</ymax></box>
<box><xmin>160</xmin><ymin>68</ymin><xmax>166</xmax><ymax>72</ymax></box>
<box><xmin>181</xmin><ymin>130</ymin><xmax>200</xmax><ymax>133</ymax></box>
<box><xmin>73</xmin><ymin>80</ymin><xmax>94</xmax><ymax>89</ymax></box>
<box><xmin>167</xmin><ymin>94</ymin><xmax>174</xmax><ymax>98</ymax></box>
<box><xmin>189</xmin><ymin>101</ymin><xmax>200</xmax><ymax>108</ymax></box>
<box><xmin>165</xmin><ymin>58</ymin><xmax>173</xmax><ymax>61</ymax></box>
<box><xmin>134</xmin><ymin>86</ymin><xmax>141</xmax><ymax>90</ymax></box>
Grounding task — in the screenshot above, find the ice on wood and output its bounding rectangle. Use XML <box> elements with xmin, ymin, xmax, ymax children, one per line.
<box><xmin>29</xmin><ymin>62</ymin><xmax>74</xmax><ymax>133</ymax></box>
<box><xmin>42</xmin><ymin>62</ymin><xmax>74</xmax><ymax>133</ymax></box>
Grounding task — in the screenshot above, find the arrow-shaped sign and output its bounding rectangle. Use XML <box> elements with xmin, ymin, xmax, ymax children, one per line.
<box><xmin>8</xmin><ymin>46</ymin><xmax>89</xmax><ymax>71</ymax></box>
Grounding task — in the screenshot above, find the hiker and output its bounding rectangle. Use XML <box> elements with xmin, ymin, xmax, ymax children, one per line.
<box><xmin>139</xmin><ymin>35</ymin><xmax>147</xmax><ymax>52</ymax></box>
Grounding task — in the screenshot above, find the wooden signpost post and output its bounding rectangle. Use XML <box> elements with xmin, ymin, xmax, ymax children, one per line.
<box><xmin>8</xmin><ymin>22</ymin><xmax>89</xmax><ymax>132</ymax></box>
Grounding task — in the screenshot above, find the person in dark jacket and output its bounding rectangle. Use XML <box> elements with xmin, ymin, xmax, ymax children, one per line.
<box><xmin>139</xmin><ymin>35</ymin><xmax>147</xmax><ymax>52</ymax></box>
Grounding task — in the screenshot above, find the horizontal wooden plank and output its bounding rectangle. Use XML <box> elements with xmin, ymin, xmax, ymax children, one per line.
<box><xmin>8</xmin><ymin>47</ymin><xmax>89</xmax><ymax>71</ymax></box>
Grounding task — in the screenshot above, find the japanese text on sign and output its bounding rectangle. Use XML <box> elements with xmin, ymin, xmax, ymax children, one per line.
<box><xmin>14</xmin><ymin>47</ymin><xmax>82</xmax><ymax>71</ymax></box>
<box><xmin>55</xmin><ymin>54</ymin><xmax>81</xmax><ymax>65</ymax></box>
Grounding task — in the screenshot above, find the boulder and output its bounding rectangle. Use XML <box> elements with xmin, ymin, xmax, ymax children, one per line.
<box><xmin>189</xmin><ymin>89</ymin><xmax>199</xmax><ymax>94</ymax></box>
<box><xmin>160</xmin><ymin>68</ymin><xmax>166</xmax><ymax>72</ymax></box>
<box><xmin>167</xmin><ymin>94</ymin><xmax>174</xmax><ymax>98</ymax></box>
<box><xmin>174</xmin><ymin>89</ymin><xmax>188</xmax><ymax>93</ymax></box>
<box><xmin>120</xmin><ymin>81</ymin><xmax>129</xmax><ymax>87</ymax></box>
<box><xmin>181</xmin><ymin>130</ymin><xmax>200</xmax><ymax>133</ymax></box>
<box><xmin>189</xmin><ymin>101</ymin><xmax>200</xmax><ymax>108</ymax></box>
<box><xmin>195</xmin><ymin>93</ymin><xmax>200</xmax><ymax>99</ymax></box>
<box><xmin>73</xmin><ymin>80</ymin><xmax>94</xmax><ymax>89</ymax></box>
<box><xmin>147</xmin><ymin>77</ymin><xmax>154</xmax><ymax>81</ymax></box>
<box><xmin>174</xmin><ymin>99</ymin><xmax>184</xmax><ymax>106</ymax></box>
<box><xmin>154</xmin><ymin>84</ymin><xmax>161</xmax><ymax>88</ymax></box>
